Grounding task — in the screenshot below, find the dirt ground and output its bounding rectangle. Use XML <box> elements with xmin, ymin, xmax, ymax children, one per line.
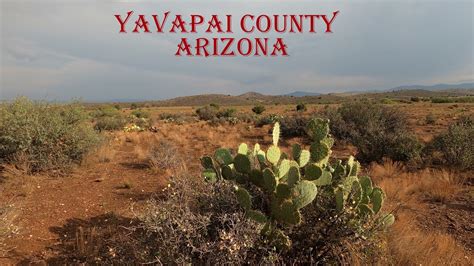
<box><xmin>1</xmin><ymin>102</ymin><xmax>473</xmax><ymax>264</ymax></box>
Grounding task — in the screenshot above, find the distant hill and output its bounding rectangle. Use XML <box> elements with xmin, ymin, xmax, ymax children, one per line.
<box><xmin>285</xmin><ymin>91</ymin><xmax>322</xmax><ymax>97</ymax></box>
<box><xmin>389</xmin><ymin>82</ymin><xmax>474</xmax><ymax>92</ymax></box>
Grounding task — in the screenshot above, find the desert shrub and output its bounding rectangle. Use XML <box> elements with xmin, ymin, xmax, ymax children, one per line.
<box><xmin>136</xmin><ymin>176</ymin><xmax>278</xmax><ymax>264</ymax></box>
<box><xmin>159</xmin><ymin>113</ymin><xmax>178</xmax><ymax>120</ymax></box>
<box><xmin>131</xmin><ymin>109</ymin><xmax>150</xmax><ymax>119</ymax></box>
<box><xmin>196</xmin><ymin>105</ymin><xmax>218</xmax><ymax>121</ymax></box>
<box><xmin>380</xmin><ymin>98</ymin><xmax>395</xmax><ymax>104</ymax></box>
<box><xmin>147</xmin><ymin>141</ymin><xmax>183</xmax><ymax>171</ymax></box>
<box><xmin>255</xmin><ymin>114</ymin><xmax>282</xmax><ymax>127</ymax></box>
<box><xmin>429</xmin><ymin>116</ymin><xmax>473</xmax><ymax>170</ymax></box>
<box><xmin>296</xmin><ymin>103</ymin><xmax>307</xmax><ymax>112</ymax></box>
<box><xmin>425</xmin><ymin>113</ymin><xmax>437</xmax><ymax>125</ymax></box>
<box><xmin>323</xmin><ymin>102</ymin><xmax>422</xmax><ymax>163</ymax></box>
<box><xmin>199</xmin><ymin>120</ymin><xmax>393</xmax><ymax>263</ymax></box>
<box><xmin>209</xmin><ymin>103</ymin><xmax>220</xmax><ymax>109</ymax></box>
<box><xmin>216</xmin><ymin>108</ymin><xmax>236</xmax><ymax>118</ymax></box>
<box><xmin>92</xmin><ymin>106</ymin><xmax>127</xmax><ymax>131</ymax></box>
<box><xmin>431</xmin><ymin>96</ymin><xmax>474</xmax><ymax>103</ymax></box>
<box><xmin>132</xmin><ymin>117</ymin><xmax>151</xmax><ymax>129</ymax></box>
<box><xmin>279</xmin><ymin>115</ymin><xmax>310</xmax><ymax>138</ymax></box>
<box><xmin>94</xmin><ymin>116</ymin><xmax>127</xmax><ymax>131</ymax></box>
<box><xmin>410</xmin><ymin>97</ymin><xmax>421</xmax><ymax>102</ymax></box>
<box><xmin>91</xmin><ymin>105</ymin><xmax>120</xmax><ymax>118</ymax></box>
<box><xmin>0</xmin><ymin>97</ymin><xmax>100</xmax><ymax>173</ymax></box>
<box><xmin>252</xmin><ymin>104</ymin><xmax>266</xmax><ymax>115</ymax></box>
<box><xmin>130</xmin><ymin>103</ymin><xmax>139</xmax><ymax>109</ymax></box>
<box><xmin>236</xmin><ymin>113</ymin><xmax>257</xmax><ymax>123</ymax></box>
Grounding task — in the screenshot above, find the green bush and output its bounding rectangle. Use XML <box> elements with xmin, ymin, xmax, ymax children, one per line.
<box><xmin>94</xmin><ymin>116</ymin><xmax>127</xmax><ymax>131</ymax></box>
<box><xmin>429</xmin><ymin>116</ymin><xmax>473</xmax><ymax>170</ymax></box>
<box><xmin>131</xmin><ymin>109</ymin><xmax>150</xmax><ymax>119</ymax></box>
<box><xmin>323</xmin><ymin>102</ymin><xmax>422</xmax><ymax>163</ymax></box>
<box><xmin>91</xmin><ymin>105</ymin><xmax>120</xmax><ymax>118</ymax></box>
<box><xmin>92</xmin><ymin>106</ymin><xmax>127</xmax><ymax>131</ymax></box>
<box><xmin>431</xmin><ymin>96</ymin><xmax>474</xmax><ymax>103</ymax></box>
<box><xmin>279</xmin><ymin>115</ymin><xmax>309</xmax><ymax>138</ymax></box>
<box><xmin>296</xmin><ymin>103</ymin><xmax>307</xmax><ymax>112</ymax></box>
<box><xmin>0</xmin><ymin>97</ymin><xmax>100</xmax><ymax>173</ymax></box>
<box><xmin>196</xmin><ymin>105</ymin><xmax>218</xmax><ymax>121</ymax></box>
<box><xmin>255</xmin><ymin>114</ymin><xmax>282</xmax><ymax>127</ymax></box>
<box><xmin>216</xmin><ymin>108</ymin><xmax>236</xmax><ymax>118</ymax></box>
<box><xmin>252</xmin><ymin>104</ymin><xmax>266</xmax><ymax>115</ymax></box>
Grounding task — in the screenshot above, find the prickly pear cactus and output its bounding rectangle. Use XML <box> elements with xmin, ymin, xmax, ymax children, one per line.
<box><xmin>200</xmin><ymin>118</ymin><xmax>394</xmax><ymax>250</ymax></box>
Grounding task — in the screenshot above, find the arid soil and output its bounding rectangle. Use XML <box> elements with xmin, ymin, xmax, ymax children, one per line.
<box><xmin>0</xmin><ymin>103</ymin><xmax>473</xmax><ymax>264</ymax></box>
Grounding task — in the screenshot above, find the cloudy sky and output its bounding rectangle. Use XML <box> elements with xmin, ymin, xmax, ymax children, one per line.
<box><xmin>1</xmin><ymin>0</ymin><xmax>473</xmax><ymax>101</ymax></box>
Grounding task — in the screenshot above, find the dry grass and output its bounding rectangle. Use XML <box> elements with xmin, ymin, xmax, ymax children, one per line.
<box><xmin>83</xmin><ymin>142</ymin><xmax>117</xmax><ymax>165</ymax></box>
<box><xmin>388</xmin><ymin>212</ymin><xmax>469</xmax><ymax>265</ymax></box>
<box><xmin>371</xmin><ymin>162</ymin><xmax>464</xmax><ymax>204</ymax></box>
<box><xmin>369</xmin><ymin>161</ymin><xmax>470</xmax><ymax>264</ymax></box>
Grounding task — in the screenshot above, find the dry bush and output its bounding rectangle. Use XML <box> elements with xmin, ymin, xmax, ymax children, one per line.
<box><xmin>139</xmin><ymin>178</ymin><xmax>273</xmax><ymax>264</ymax></box>
<box><xmin>147</xmin><ymin>140</ymin><xmax>184</xmax><ymax>173</ymax></box>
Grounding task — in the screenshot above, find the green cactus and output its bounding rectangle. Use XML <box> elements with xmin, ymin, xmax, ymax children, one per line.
<box><xmin>200</xmin><ymin>119</ymin><xmax>394</xmax><ymax>250</ymax></box>
<box><xmin>292</xmin><ymin>181</ymin><xmax>317</xmax><ymax>209</ymax></box>
<box><xmin>267</xmin><ymin>145</ymin><xmax>281</xmax><ymax>165</ymax></box>
<box><xmin>263</xmin><ymin>168</ymin><xmax>277</xmax><ymax>192</ymax></box>
<box><xmin>234</xmin><ymin>154</ymin><xmax>251</xmax><ymax>174</ymax></box>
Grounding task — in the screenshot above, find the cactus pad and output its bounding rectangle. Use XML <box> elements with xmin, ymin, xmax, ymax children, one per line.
<box><xmin>267</xmin><ymin>145</ymin><xmax>281</xmax><ymax>165</ymax></box>
<box><xmin>276</xmin><ymin>183</ymin><xmax>292</xmax><ymax>199</ymax></box>
<box><xmin>279</xmin><ymin>159</ymin><xmax>290</xmax><ymax>179</ymax></box>
<box><xmin>263</xmin><ymin>168</ymin><xmax>277</xmax><ymax>192</ymax></box>
<box><xmin>247</xmin><ymin>210</ymin><xmax>268</xmax><ymax>224</ymax></box>
<box><xmin>273</xmin><ymin>122</ymin><xmax>281</xmax><ymax>146</ymax></box>
<box><xmin>298</xmin><ymin>150</ymin><xmax>311</xmax><ymax>167</ymax></box>
<box><xmin>234</xmin><ymin>154</ymin><xmax>251</xmax><ymax>174</ymax></box>
<box><xmin>310</xmin><ymin>141</ymin><xmax>330</xmax><ymax>163</ymax></box>
<box><xmin>202</xmin><ymin>168</ymin><xmax>217</xmax><ymax>183</ymax></box>
<box><xmin>305</xmin><ymin>164</ymin><xmax>323</xmax><ymax>181</ymax></box>
<box><xmin>312</xmin><ymin>170</ymin><xmax>332</xmax><ymax>186</ymax></box>
<box><xmin>201</xmin><ymin>156</ymin><xmax>214</xmax><ymax>169</ymax></box>
<box><xmin>238</xmin><ymin>143</ymin><xmax>248</xmax><ymax>155</ymax></box>
<box><xmin>292</xmin><ymin>143</ymin><xmax>302</xmax><ymax>161</ymax></box>
<box><xmin>292</xmin><ymin>180</ymin><xmax>317</xmax><ymax>209</ymax></box>
<box><xmin>307</xmin><ymin>118</ymin><xmax>330</xmax><ymax>142</ymax></box>
<box><xmin>221</xmin><ymin>165</ymin><xmax>235</xmax><ymax>180</ymax></box>
<box><xmin>371</xmin><ymin>187</ymin><xmax>384</xmax><ymax>213</ymax></box>
<box><xmin>214</xmin><ymin>148</ymin><xmax>233</xmax><ymax>165</ymax></box>
<box><xmin>287</xmin><ymin>166</ymin><xmax>301</xmax><ymax>187</ymax></box>
<box><xmin>235</xmin><ymin>186</ymin><xmax>252</xmax><ymax>210</ymax></box>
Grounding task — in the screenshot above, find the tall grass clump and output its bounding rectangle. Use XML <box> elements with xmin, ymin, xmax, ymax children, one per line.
<box><xmin>323</xmin><ymin>101</ymin><xmax>422</xmax><ymax>164</ymax></box>
<box><xmin>0</xmin><ymin>97</ymin><xmax>100</xmax><ymax>173</ymax></box>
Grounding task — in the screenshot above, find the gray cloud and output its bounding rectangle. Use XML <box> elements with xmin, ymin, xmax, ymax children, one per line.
<box><xmin>1</xmin><ymin>0</ymin><xmax>473</xmax><ymax>101</ymax></box>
